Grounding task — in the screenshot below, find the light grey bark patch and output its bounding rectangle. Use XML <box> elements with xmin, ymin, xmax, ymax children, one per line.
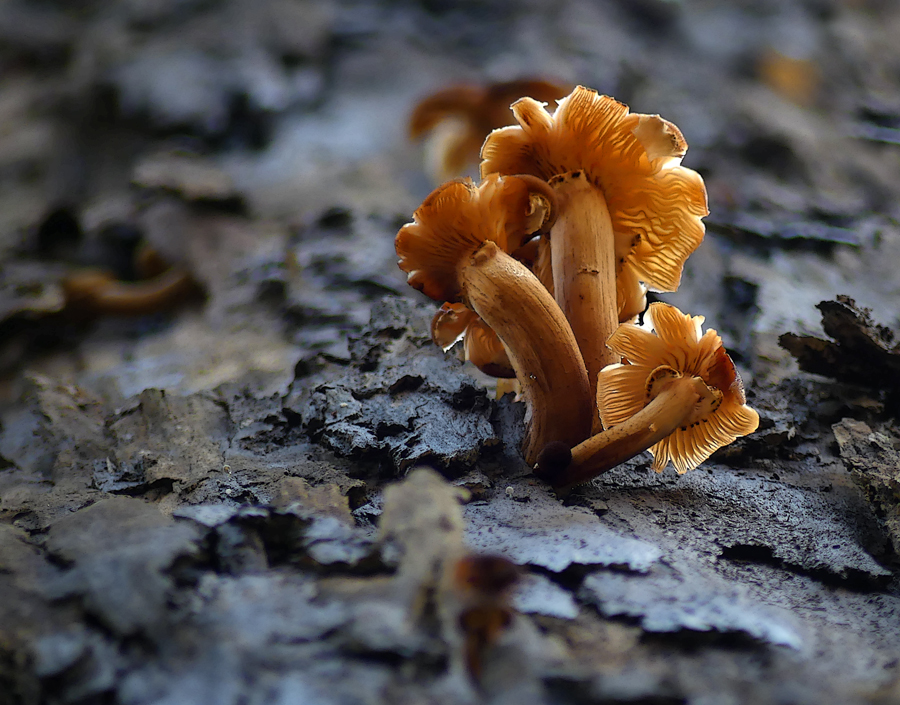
<box><xmin>45</xmin><ymin>497</ymin><xmax>202</xmax><ymax>637</ymax></box>
<box><xmin>584</xmin><ymin>449</ymin><xmax>890</xmax><ymax>583</ymax></box>
<box><xmin>465</xmin><ymin>482</ymin><xmax>662</xmax><ymax>573</ymax></box>
<box><xmin>580</xmin><ymin>563</ymin><xmax>803</xmax><ymax>649</ymax></box>
<box><xmin>513</xmin><ymin>572</ymin><xmax>579</xmax><ymax>620</ymax></box>
<box><xmin>673</xmin><ymin>467</ymin><xmax>891</xmax><ymax>580</ymax></box>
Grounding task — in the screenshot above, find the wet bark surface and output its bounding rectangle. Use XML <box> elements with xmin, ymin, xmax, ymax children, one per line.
<box><xmin>3</xmin><ymin>1</ymin><xmax>900</xmax><ymax>704</ymax></box>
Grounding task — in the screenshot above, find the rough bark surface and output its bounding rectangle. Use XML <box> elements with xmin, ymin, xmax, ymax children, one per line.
<box><xmin>3</xmin><ymin>1</ymin><xmax>900</xmax><ymax>704</ymax></box>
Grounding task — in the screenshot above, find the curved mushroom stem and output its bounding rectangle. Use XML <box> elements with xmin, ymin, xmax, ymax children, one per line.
<box><xmin>62</xmin><ymin>267</ymin><xmax>198</xmax><ymax>316</ymax></box>
<box><xmin>548</xmin><ymin>171</ymin><xmax>619</xmax><ymax>431</ymax></box>
<box><xmin>535</xmin><ymin>374</ymin><xmax>705</xmax><ymax>489</ymax></box>
<box><xmin>460</xmin><ymin>240</ymin><xmax>593</xmax><ymax>464</ymax></box>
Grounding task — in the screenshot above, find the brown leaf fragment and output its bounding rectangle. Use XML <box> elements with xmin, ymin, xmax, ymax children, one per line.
<box><xmin>779</xmin><ymin>296</ymin><xmax>900</xmax><ymax>389</ymax></box>
<box><xmin>833</xmin><ymin>418</ymin><xmax>900</xmax><ymax>556</ymax></box>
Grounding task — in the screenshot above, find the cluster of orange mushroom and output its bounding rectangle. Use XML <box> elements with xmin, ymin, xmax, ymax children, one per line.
<box><xmin>397</xmin><ymin>84</ymin><xmax>759</xmax><ymax>489</ymax></box>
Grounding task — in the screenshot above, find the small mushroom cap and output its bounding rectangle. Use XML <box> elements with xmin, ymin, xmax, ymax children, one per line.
<box><xmin>61</xmin><ymin>266</ymin><xmax>198</xmax><ymax>317</ymax></box>
<box><xmin>597</xmin><ymin>302</ymin><xmax>759</xmax><ymax>474</ymax></box>
<box><xmin>464</xmin><ymin>316</ymin><xmax>515</xmax><ymax>378</ymax></box>
<box><xmin>507</xmin><ymin>235</ymin><xmax>555</xmax><ymax>299</ymax></box>
<box><xmin>409</xmin><ymin>80</ymin><xmax>571</xmax><ymax>139</ymax></box>
<box><xmin>396</xmin><ymin>173</ymin><xmax>555</xmax><ymax>302</ymax></box>
<box><xmin>616</xmin><ymin>265</ymin><xmax>647</xmax><ymax>323</ymax></box>
<box><xmin>421</xmin><ymin>118</ymin><xmax>486</xmax><ymax>184</ymax></box>
<box><xmin>431</xmin><ymin>302</ymin><xmax>514</xmax><ymax>378</ymax></box>
<box><xmin>431</xmin><ymin>302</ymin><xmax>476</xmax><ymax>351</ymax></box>
<box><xmin>409</xmin><ymin>85</ymin><xmax>484</xmax><ymax>141</ymax></box>
<box><xmin>61</xmin><ymin>270</ymin><xmax>122</xmax><ymax>315</ymax></box>
<box><xmin>409</xmin><ymin>80</ymin><xmax>571</xmax><ymax>181</ymax></box>
<box><xmin>481</xmin><ymin>86</ymin><xmax>708</xmax><ymax>299</ymax></box>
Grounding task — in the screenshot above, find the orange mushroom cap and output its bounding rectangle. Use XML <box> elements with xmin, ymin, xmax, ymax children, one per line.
<box><xmin>481</xmin><ymin>86</ymin><xmax>708</xmax><ymax>309</ymax></box>
<box><xmin>431</xmin><ymin>302</ymin><xmax>514</xmax><ymax>378</ymax></box>
<box><xmin>396</xmin><ymin>173</ymin><xmax>555</xmax><ymax>302</ymax></box>
<box><xmin>464</xmin><ymin>316</ymin><xmax>514</xmax><ymax>378</ymax></box>
<box><xmin>431</xmin><ymin>301</ymin><xmax>476</xmax><ymax>351</ymax></box>
<box><xmin>597</xmin><ymin>302</ymin><xmax>759</xmax><ymax>474</ymax></box>
<box><xmin>410</xmin><ymin>85</ymin><xmax>484</xmax><ymax>142</ymax></box>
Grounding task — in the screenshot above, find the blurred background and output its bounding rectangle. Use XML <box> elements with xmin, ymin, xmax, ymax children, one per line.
<box><xmin>2</xmin><ymin>0</ymin><xmax>900</xmax><ymax>401</ymax></box>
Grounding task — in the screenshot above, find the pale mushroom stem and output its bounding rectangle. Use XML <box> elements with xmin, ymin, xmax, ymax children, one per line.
<box><xmin>549</xmin><ymin>171</ymin><xmax>619</xmax><ymax>431</ymax></box>
<box><xmin>536</xmin><ymin>375</ymin><xmax>703</xmax><ymax>489</ymax></box>
<box><xmin>460</xmin><ymin>240</ymin><xmax>593</xmax><ymax>464</ymax></box>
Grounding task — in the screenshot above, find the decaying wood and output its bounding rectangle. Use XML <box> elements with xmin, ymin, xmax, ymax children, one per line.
<box><xmin>3</xmin><ymin>1</ymin><xmax>900</xmax><ymax>704</ymax></box>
